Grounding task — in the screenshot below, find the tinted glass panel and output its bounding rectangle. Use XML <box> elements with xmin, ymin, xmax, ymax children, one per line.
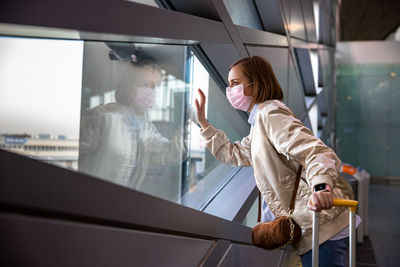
<box><xmin>0</xmin><ymin>36</ymin><xmax>249</xmax><ymax>210</ymax></box>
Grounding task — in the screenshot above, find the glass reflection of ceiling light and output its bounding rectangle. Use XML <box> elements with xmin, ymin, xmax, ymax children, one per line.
<box><xmin>313</xmin><ymin>0</ymin><xmax>320</xmax><ymax>41</ymax></box>
<box><xmin>309</xmin><ymin>103</ymin><xmax>318</xmax><ymax>136</ymax></box>
<box><xmin>288</xmin><ymin>23</ymin><xmax>302</xmax><ymax>31</ymax></box>
<box><xmin>125</xmin><ymin>0</ymin><xmax>158</xmax><ymax>8</ymax></box>
<box><xmin>390</xmin><ymin>72</ymin><xmax>396</xmax><ymax>77</ymax></box>
<box><xmin>310</xmin><ymin>50</ymin><xmax>319</xmax><ymax>91</ymax></box>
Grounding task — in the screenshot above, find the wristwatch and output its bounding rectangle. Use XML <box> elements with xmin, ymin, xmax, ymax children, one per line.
<box><xmin>314</xmin><ymin>183</ymin><xmax>327</xmax><ymax>192</ymax></box>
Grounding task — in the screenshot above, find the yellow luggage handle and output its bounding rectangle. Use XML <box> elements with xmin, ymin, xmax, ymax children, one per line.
<box><xmin>310</xmin><ymin>198</ymin><xmax>359</xmax><ymax>212</ymax></box>
<box><xmin>333</xmin><ymin>199</ymin><xmax>358</xmax><ymax>212</ymax></box>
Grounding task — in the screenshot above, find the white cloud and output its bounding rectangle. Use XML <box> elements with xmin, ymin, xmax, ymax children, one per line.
<box><xmin>0</xmin><ymin>37</ymin><xmax>83</xmax><ymax>139</ymax></box>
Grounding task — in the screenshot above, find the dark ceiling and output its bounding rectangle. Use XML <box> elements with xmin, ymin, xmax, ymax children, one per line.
<box><xmin>340</xmin><ymin>0</ymin><xmax>400</xmax><ymax>41</ymax></box>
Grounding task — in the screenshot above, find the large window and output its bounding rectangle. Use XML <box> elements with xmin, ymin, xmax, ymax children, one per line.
<box><xmin>0</xmin><ymin>36</ymin><xmax>249</xmax><ymax>210</ymax></box>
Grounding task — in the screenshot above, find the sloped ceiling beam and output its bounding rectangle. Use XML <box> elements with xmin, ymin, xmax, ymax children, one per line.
<box><xmin>340</xmin><ymin>0</ymin><xmax>400</xmax><ymax>40</ymax></box>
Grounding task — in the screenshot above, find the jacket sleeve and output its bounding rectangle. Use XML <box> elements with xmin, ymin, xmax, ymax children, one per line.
<box><xmin>78</xmin><ymin>110</ymin><xmax>138</xmax><ymax>183</ymax></box>
<box><xmin>140</xmin><ymin>122</ymin><xmax>184</xmax><ymax>166</ymax></box>
<box><xmin>261</xmin><ymin>104</ymin><xmax>341</xmax><ymax>189</ymax></box>
<box><xmin>199</xmin><ymin>124</ymin><xmax>252</xmax><ymax>167</ymax></box>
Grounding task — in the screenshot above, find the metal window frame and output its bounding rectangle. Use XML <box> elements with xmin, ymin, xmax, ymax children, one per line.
<box><xmin>0</xmin><ymin>149</ymin><xmax>254</xmax><ymax>243</ymax></box>
<box><xmin>0</xmin><ymin>0</ymin><xmax>232</xmax><ymax>44</ymax></box>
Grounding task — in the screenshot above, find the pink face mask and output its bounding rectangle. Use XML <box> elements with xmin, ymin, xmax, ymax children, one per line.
<box><xmin>226</xmin><ymin>83</ymin><xmax>254</xmax><ymax>111</ymax></box>
<box><xmin>133</xmin><ymin>86</ymin><xmax>156</xmax><ymax>112</ymax></box>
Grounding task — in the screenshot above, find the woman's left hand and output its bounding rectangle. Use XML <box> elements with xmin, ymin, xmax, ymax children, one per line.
<box><xmin>195</xmin><ymin>88</ymin><xmax>209</xmax><ymax>130</ymax></box>
<box><xmin>308</xmin><ymin>189</ymin><xmax>333</xmax><ymax>212</ymax></box>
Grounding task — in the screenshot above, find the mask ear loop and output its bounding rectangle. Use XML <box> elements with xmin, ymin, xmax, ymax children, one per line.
<box><xmin>227</xmin><ymin>82</ymin><xmax>254</xmax><ymax>90</ymax></box>
<box><xmin>243</xmin><ymin>82</ymin><xmax>255</xmax><ymax>100</ymax></box>
<box><xmin>243</xmin><ymin>82</ymin><xmax>255</xmax><ymax>88</ymax></box>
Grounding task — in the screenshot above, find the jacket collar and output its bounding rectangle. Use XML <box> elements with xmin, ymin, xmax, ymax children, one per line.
<box><xmin>247</xmin><ymin>103</ymin><xmax>259</xmax><ymax>126</ymax></box>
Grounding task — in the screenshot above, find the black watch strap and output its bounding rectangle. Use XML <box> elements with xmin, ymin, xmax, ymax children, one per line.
<box><xmin>314</xmin><ymin>183</ymin><xmax>327</xmax><ymax>192</ymax></box>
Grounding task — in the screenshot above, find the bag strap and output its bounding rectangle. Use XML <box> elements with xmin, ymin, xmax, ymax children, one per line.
<box><xmin>257</xmin><ymin>165</ymin><xmax>303</xmax><ymax>222</ymax></box>
<box><xmin>257</xmin><ymin>191</ymin><xmax>262</xmax><ymax>222</ymax></box>
<box><xmin>290</xmin><ymin>165</ymin><xmax>303</xmax><ymax>211</ymax></box>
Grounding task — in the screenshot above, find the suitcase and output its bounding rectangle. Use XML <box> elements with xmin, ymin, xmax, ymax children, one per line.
<box><xmin>312</xmin><ymin>199</ymin><xmax>359</xmax><ymax>267</ymax></box>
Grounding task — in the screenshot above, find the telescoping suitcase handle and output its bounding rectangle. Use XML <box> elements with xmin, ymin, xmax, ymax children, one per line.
<box><xmin>312</xmin><ymin>199</ymin><xmax>358</xmax><ymax>267</ymax></box>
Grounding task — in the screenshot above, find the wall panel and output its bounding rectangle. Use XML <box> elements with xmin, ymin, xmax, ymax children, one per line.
<box><xmin>218</xmin><ymin>244</ymin><xmax>282</xmax><ymax>267</ymax></box>
<box><xmin>0</xmin><ymin>213</ymin><xmax>214</xmax><ymax>267</ymax></box>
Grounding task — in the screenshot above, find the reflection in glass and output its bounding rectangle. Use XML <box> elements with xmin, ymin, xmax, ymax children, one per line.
<box><xmin>0</xmin><ymin>36</ymin><xmax>249</xmax><ymax>211</ymax></box>
<box><xmin>78</xmin><ymin>42</ymin><xmax>186</xmax><ymax>202</ymax></box>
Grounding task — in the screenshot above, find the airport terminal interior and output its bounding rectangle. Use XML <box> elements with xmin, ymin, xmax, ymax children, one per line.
<box><xmin>0</xmin><ymin>0</ymin><xmax>399</xmax><ymax>266</ymax></box>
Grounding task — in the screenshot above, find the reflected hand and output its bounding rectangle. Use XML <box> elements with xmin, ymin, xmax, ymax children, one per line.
<box><xmin>195</xmin><ymin>88</ymin><xmax>209</xmax><ymax>130</ymax></box>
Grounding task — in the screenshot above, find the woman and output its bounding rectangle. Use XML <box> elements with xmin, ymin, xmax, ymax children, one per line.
<box><xmin>195</xmin><ymin>56</ymin><xmax>357</xmax><ymax>267</ymax></box>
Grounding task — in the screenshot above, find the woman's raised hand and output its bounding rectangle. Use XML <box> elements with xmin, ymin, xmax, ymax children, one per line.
<box><xmin>195</xmin><ymin>88</ymin><xmax>209</xmax><ymax>130</ymax></box>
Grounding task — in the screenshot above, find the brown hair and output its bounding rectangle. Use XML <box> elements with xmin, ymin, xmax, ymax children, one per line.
<box><xmin>230</xmin><ymin>56</ymin><xmax>283</xmax><ymax>102</ymax></box>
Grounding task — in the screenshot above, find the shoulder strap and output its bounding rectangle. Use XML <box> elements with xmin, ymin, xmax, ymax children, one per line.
<box><xmin>257</xmin><ymin>165</ymin><xmax>302</xmax><ymax>222</ymax></box>
<box><xmin>290</xmin><ymin>165</ymin><xmax>303</xmax><ymax>211</ymax></box>
<box><xmin>257</xmin><ymin>191</ymin><xmax>262</xmax><ymax>222</ymax></box>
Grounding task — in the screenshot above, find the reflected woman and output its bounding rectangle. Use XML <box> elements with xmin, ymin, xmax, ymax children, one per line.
<box><xmin>79</xmin><ymin>51</ymin><xmax>183</xmax><ymax>190</ymax></box>
<box><xmin>195</xmin><ymin>56</ymin><xmax>358</xmax><ymax>267</ymax></box>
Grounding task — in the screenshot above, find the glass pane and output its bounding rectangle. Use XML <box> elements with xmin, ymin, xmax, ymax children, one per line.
<box><xmin>241</xmin><ymin>197</ymin><xmax>258</xmax><ymax>228</ymax></box>
<box><xmin>359</xmin><ymin>76</ymin><xmax>390</xmax><ymax>125</ymax></box>
<box><xmin>78</xmin><ymin>42</ymin><xmax>187</xmax><ymax>202</ymax></box>
<box><xmin>281</xmin><ymin>0</ymin><xmax>307</xmax><ymax>40</ymax></box>
<box><xmin>288</xmin><ymin>56</ymin><xmax>306</xmax><ymax>119</ymax></box>
<box><xmin>389</xmin><ymin>126</ymin><xmax>400</xmax><ymax>176</ymax></box>
<box><xmin>336</xmin><ymin>63</ymin><xmax>399</xmax><ymax>176</ymax></box>
<box><xmin>336</xmin><ymin>75</ymin><xmax>361</xmax><ymax>125</ymax></box>
<box><xmin>0</xmin><ymin>36</ymin><xmax>249</xmax><ymax>211</ymax></box>
<box><xmin>359</xmin><ymin>64</ymin><xmax>391</xmax><ymax>76</ymax></box>
<box><xmin>0</xmin><ymin>37</ymin><xmax>83</xmax><ymax>170</ymax></box>
<box><xmin>223</xmin><ymin>0</ymin><xmax>263</xmax><ymax>30</ymax></box>
<box><xmin>389</xmin><ymin>77</ymin><xmax>400</xmax><ymax>125</ymax></box>
<box><xmin>358</xmin><ymin>126</ymin><xmax>389</xmax><ymax>176</ymax></box>
<box><xmin>336</xmin><ymin>123</ymin><xmax>360</xmax><ymax>165</ymax></box>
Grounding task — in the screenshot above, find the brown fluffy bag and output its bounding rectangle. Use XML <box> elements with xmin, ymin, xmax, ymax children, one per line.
<box><xmin>251</xmin><ymin>166</ymin><xmax>302</xmax><ymax>250</ymax></box>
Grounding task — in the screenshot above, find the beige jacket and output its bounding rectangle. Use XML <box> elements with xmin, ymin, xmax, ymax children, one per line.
<box><xmin>79</xmin><ymin>102</ymin><xmax>182</xmax><ymax>189</ymax></box>
<box><xmin>200</xmin><ymin>100</ymin><xmax>353</xmax><ymax>254</ymax></box>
